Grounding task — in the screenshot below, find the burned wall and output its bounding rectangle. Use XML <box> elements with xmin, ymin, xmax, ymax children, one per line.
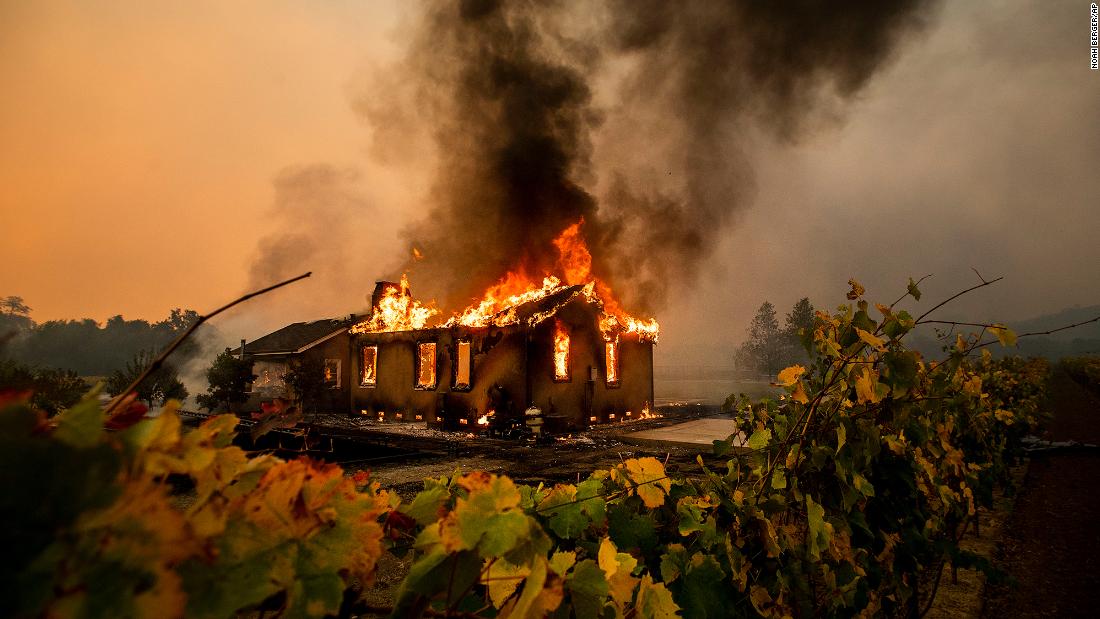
<box><xmin>350</xmin><ymin>326</ymin><xmax>528</xmax><ymax>425</ymax></box>
<box><xmin>525</xmin><ymin>299</ymin><xmax>654</xmax><ymax>428</ymax></box>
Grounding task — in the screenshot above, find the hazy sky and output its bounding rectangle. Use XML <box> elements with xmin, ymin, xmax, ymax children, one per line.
<box><xmin>2</xmin><ymin>1</ymin><xmax>1097</xmax><ymax>364</ymax></box>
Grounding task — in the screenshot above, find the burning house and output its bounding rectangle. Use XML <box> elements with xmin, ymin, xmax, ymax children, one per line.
<box><xmin>350</xmin><ymin>276</ymin><xmax>655</xmax><ymax>432</ymax></box>
<box><xmin>240</xmin><ymin>220</ymin><xmax>659</xmax><ymax>430</ymax></box>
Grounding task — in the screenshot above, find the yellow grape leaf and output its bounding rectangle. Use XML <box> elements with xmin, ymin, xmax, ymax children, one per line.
<box><xmin>549</xmin><ymin>550</ymin><xmax>577</xmax><ymax>576</ymax></box>
<box><xmin>790</xmin><ymin>381</ymin><xmax>810</xmax><ymax>405</ymax></box>
<box><xmin>855</xmin><ymin>328</ymin><xmax>886</xmax><ymax>351</ymax></box>
<box><xmin>994</xmin><ymin>409</ymin><xmax>1015</xmax><ymax>425</ymax></box>
<box><xmin>598</xmin><ymin>538</ymin><xmax>640</xmax><ymax>608</ymax></box>
<box><xmin>989</xmin><ymin>324</ymin><xmax>1018</xmax><ymax>347</ymax></box>
<box><xmin>776</xmin><ymin>365</ymin><xmax>806</xmax><ymax>386</ymax></box>
<box><xmin>962</xmin><ymin>375</ymin><xmax>983</xmax><ymax>397</ymax></box>
<box><xmin>846</xmin><ymin>278</ymin><xmax>865</xmax><ymax>300</ymax></box>
<box><xmin>620</xmin><ymin>457</ymin><xmax>672</xmax><ymax>508</ymax></box>
<box><xmin>498</xmin><ymin>557</ymin><xmax>564</xmax><ymax>619</ymax></box>
<box><xmin>483</xmin><ymin>559</ymin><xmax>530</xmax><ymax>608</ymax></box>
<box><xmin>749</xmin><ymin>585</ymin><xmax>773</xmax><ymax>615</ymax></box>
<box><xmin>634</xmin><ymin>575</ymin><xmax>680</xmax><ymax>619</ymax></box>
<box><xmin>854</xmin><ymin>369</ymin><xmax>882</xmax><ymax>404</ymax></box>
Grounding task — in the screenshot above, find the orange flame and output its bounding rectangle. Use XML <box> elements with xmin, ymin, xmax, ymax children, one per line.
<box><xmin>553</xmin><ymin>320</ymin><xmax>570</xmax><ymax>380</ymax></box>
<box><xmin>351</xmin><ymin>274</ymin><xmax>438</xmax><ymax>334</ymax></box>
<box><xmin>605</xmin><ymin>339</ymin><xmax>619</xmax><ymax>384</ymax></box>
<box><xmin>351</xmin><ymin>220</ymin><xmax>658</xmax><ymax>342</ymax></box>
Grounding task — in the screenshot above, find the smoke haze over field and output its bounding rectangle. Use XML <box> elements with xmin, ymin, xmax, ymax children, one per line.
<box><xmin>2</xmin><ymin>0</ymin><xmax>1099</xmax><ymax>368</ymax></box>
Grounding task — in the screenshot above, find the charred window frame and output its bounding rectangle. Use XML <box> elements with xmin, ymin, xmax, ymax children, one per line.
<box><xmin>323</xmin><ymin>359</ymin><xmax>341</xmax><ymax>389</ymax></box>
<box><xmin>605</xmin><ymin>339</ymin><xmax>621</xmax><ymax>388</ymax></box>
<box><xmin>416</xmin><ymin>341</ymin><xmax>438</xmax><ymax>390</ymax></box>
<box><xmin>360</xmin><ymin>345</ymin><xmax>378</xmax><ymax>388</ymax></box>
<box><xmin>453</xmin><ymin>340</ymin><xmax>472</xmax><ymax>391</ymax></box>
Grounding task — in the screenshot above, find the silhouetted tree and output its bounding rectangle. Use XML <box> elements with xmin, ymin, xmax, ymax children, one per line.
<box><xmin>1</xmin><ymin>296</ymin><xmax>30</xmax><ymax>316</ymax></box>
<box><xmin>196</xmin><ymin>349</ymin><xmax>254</xmax><ymax>413</ymax></box>
<box><xmin>105</xmin><ymin>351</ymin><xmax>188</xmax><ymax>407</ymax></box>
<box><xmin>284</xmin><ymin>357</ymin><xmax>326</xmax><ymax>415</ymax></box>
<box><xmin>737</xmin><ymin>301</ymin><xmax>785</xmax><ymax>377</ymax></box>
<box><xmin>784</xmin><ymin>297</ymin><xmax>816</xmax><ymax>363</ymax></box>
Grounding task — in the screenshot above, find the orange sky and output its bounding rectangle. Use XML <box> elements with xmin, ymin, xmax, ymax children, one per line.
<box><xmin>0</xmin><ymin>1</ymin><xmax>404</xmax><ymax>323</ymax></box>
<box><xmin>2</xmin><ymin>1</ymin><xmax>1098</xmax><ymax>360</ymax></box>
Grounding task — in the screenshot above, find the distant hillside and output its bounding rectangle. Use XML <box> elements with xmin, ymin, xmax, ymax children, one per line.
<box><xmin>1009</xmin><ymin>305</ymin><xmax>1100</xmax><ymax>342</ymax></box>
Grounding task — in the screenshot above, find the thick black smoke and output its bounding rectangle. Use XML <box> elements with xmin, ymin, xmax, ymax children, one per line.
<box><xmin>366</xmin><ymin>0</ymin><xmax>937</xmax><ymax>311</ymax></box>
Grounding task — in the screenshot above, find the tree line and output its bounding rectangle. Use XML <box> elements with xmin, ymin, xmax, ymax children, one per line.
<box><xmin>1</xmin><ymin>295</ymin><xmax>199</xmax><ymax>410</ymax></box>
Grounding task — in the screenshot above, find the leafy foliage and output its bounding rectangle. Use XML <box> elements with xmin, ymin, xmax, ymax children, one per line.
<box><xmin>195</xmin><ymin>349</ymin><xmax>254</xmax><ymax>412</ymax></box>
<box><xmin>1062</xmin><ymin>355</ymin><xmax>1100</xmax><ymax>394</ymax></box>
<box><xmin>1</xmin><ymin>279</ymin><xmax>1052</xmax><ymax>618</ymax></box>
<box><xmin>106</xmin><ymin>350</ymin><xmax>188</xmax><ymax>407</ymax></box>
<box><xmin>0</xmin><ymin>393</ymin><xmax>391</xmax><ymax>619</ymax></box>
<box><xmin>284</xmin><ymin>355</ymin><xmax>327</xmax><ymax>415</ymax></box>
<box><xmin>0</xmin><ymin>359</ymin><xmax>87</xmax><ymax>414</ymax></box>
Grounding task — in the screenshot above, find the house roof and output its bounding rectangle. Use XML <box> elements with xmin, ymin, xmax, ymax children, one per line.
<box><xmin>506</xmin><ymin>284</ymin><xmax>590</xmax><ymax>324</ymax></box>
<box><xmin>239</xmin><ymin>319</ymin><xmax>350</xmax><ymax>355</ymax></box>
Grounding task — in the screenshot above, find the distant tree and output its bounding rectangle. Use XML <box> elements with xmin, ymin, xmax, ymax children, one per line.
<box><xmin>105</xmin><ymin>351</ymin><xmax>188</xmax><ymax>407</ymax></box>
<box><xmin>784</xmin><ymin>297</ymin><xmax>816</xmax><ymax>363</ymax></box>
<box><xmin>1</xmin><ymin>296</ymin><xmax>31</xmax><ymax>316</ymax></box>
<box><xmin>737</xmin><ymin>301</ymin><xmax>786</xmax><ymax>377</ymax></box>
<box><xmin>196</xmin><ymin>349</ymin><xmax>254</xmax><ymax>413</ymax></box>
<box><xmin>284</xmin><ymin>356</ymin><xmax>326</xmax><ymax>415</ymax></box>
<box><xmin>0</xmin><ymin>360</ymin><xmax>87</xmax><ymax>415</ymax></box>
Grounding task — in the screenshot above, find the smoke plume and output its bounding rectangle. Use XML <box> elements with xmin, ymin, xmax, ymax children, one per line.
<box><xmin>366</xmin><ymin>0</ymin><xmax>937</xmax><ymax>312</ymax></box>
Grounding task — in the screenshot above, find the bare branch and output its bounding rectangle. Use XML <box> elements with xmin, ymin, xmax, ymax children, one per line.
<box><xmin>914</xmin><ymin>276</ymin><xmax>1004</xmax><ymax>325</ymax></box>
<box><xmin>971</xmin><ymin>314</ymin><xmax>1100</xmax><ymax>351</ymax></box>
<box><xmin>105</xmin><ymin>272</ymin><xmax>312</xmax><ymax>416</ymax></box>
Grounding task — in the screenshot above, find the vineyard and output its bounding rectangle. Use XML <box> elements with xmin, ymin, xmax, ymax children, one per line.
<box><xmin>0</xmin><ymin>279</ymin><xmax>1052</xmax><ymax>618</ymax></box>
<box><xmin>1061</xmin><ymin>356</ymin><xmax>1100</xmax><ymax>394</ymax></box>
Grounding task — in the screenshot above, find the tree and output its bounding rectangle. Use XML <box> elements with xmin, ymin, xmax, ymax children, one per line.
<box><xmin>783</xmin><ymin>297</ymin><xmax>816</xmax><ymax>363</ymax></box>
<box><xmin>0</xmin><ymin>360</ymin><xmax>87</xmax><ymax>415</ymax></box>
<box><xmin>105</xmin><ymin>351</ymin><xmax>188</xmax><ymax>407</ymax></box>
<box><xmin>737</xmin><ymin>301</ymin><xmax>785</xmax><ymax>377</ymax></box>
<box><xmin>1</xmin><ymin>296</ymin><xmax>30</xmax><ymax>316</ymax></box>
<box><xmin>284</xmin><ymin>356</ymin><xmax>326</xmax><ymax>415</ymax></box>
<box><xmin>196</xmin><ymin>349</ymin><xmax>254</xmax><ymax>413</ymax></box>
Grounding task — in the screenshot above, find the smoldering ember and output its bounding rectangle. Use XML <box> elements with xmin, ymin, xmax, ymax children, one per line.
<box><xmin>3</xmin><ymin>2</ymin><xmax>1100</xmax><ymax>619</ymax></box>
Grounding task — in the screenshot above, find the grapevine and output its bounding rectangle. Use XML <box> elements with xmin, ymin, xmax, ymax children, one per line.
<box><xmin>0</xmin><ymin>277</ymin><xmax>1051</xmax><ymax>618</ymax></box>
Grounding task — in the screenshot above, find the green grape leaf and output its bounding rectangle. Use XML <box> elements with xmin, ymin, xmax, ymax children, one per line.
<box><xmin>907</xmin><ymin>277</ymin><xmax>922</xmax><ymax>301</ymax></box>
<box><xmin>567</xmin><ymin>559</ymin><xmax>609</xmax><ymax>619</ymax></box>
<box><xmin>52</xmin><ymin>394</ymin><xmax>105</xmax><ymax>448</ymax></box>
<box><xmin>747</xmin><ymin>428</ymin><xmax>772</xmax><ymax>451</ymax></box>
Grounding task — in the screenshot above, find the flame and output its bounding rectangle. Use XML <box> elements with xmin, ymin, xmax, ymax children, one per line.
<box><xmin>350</xmin><ymin>274</ymin><xmax>438</xmax><ymax>334</ymax></box>
<box><xmin>605</xmin><ymin>339</ymin><xmax>619</xmax><ymax>384</ymax></box>
<box><xmin>553</xmin><ymin>320</ymin><xmax>570</xmax><ymax>380</ymax></box>
<box><xmin>416</xmin><ymin>342</ymin><xmax>437</xmax><ymax>388</ymax></box>
<box><xmin>351</xmin><ymin>220</ymin><xmax>658</xmax><ymax>342</ymax></box>
<box><xmin>477</xmin><ymin>409</ymin><xmax>494</xmax><ymax>426</ymax></box>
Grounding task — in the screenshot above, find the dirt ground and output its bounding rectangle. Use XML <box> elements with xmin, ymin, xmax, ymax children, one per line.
<box><xmin>980</xmin><ymin>368</ymin><xmax>1100</xmax><ymax>617</ymax></box>
<box><xmin>341</xmin><ymin>404</ymin><xmax>724</xmax><ymax>499</ymax></box>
